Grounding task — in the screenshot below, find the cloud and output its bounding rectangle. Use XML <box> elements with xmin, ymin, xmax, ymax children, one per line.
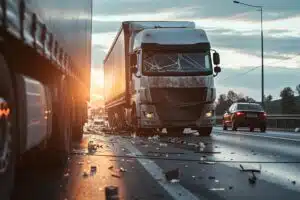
<box><xmin>92</xmin><ymin>21</ymin><xmax>121</xmax><ymax>33</ymax></box>
<box><xmin>215</xmin><ymin>67</ymin><xmax>300</xmax><ymax>100</ymax></box>
<box><xmin>91</xmin><ymin>44</ymin><xmax>107</xmax><ymax>67</ymax></box>
<box><xmin>93</xmin><ymin>0</ymin><xmax>300</xmax><ymax>20</ymax></box>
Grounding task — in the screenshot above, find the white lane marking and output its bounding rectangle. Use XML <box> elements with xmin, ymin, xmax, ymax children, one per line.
<box><xmin>214</xmin><ymin>129</ymin><xmax>300</xmax><ymax>142</ymax></box>
<box><xmin>122</xmin><ymin>139</ymin><xmax>203</xmax><ymax>200</ymax></box>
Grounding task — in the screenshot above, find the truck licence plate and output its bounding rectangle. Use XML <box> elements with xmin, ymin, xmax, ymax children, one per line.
<box><xmin>247</xmin><ymin>113</ymin><xmax>257</xmax><ymax>118</ymax></box>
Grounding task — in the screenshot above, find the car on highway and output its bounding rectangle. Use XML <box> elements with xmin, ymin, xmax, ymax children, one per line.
<box><xmin>222</xmin><ymin>102</ymin><xmax>267</xmax><ymax>132</ymax></box>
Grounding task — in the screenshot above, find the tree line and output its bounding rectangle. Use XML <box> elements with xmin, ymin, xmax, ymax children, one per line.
<box><xmin>216</xmin><ymin>84</ymin><xmax>300</xmax><ymax>115</ymax></box>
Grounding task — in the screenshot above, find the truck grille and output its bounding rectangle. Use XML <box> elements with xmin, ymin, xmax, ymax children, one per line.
<box><xmin>155</xmin><ymin>104</ymin><xmax>204</xmax><ymax>121</ymax></box>
<box><xmin>149</xmin><ymin>88</ymin><xmax>208</xmax><ymax>121</ymax></box>
<box><xmin>150</xmin><ymin>88</ymin><xmax>207</xmax><ymax>104</ymax></box>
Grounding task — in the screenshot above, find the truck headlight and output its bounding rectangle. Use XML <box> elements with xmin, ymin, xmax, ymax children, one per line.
<box><xmin>205</xmin><ymin>111</ymin><xmax>213</xmax><ymax>117</ymax></box>
<box><xmin>144</xmin><ymin>112</ymin><xmax>154</xmax><ymax>119</ymax></box>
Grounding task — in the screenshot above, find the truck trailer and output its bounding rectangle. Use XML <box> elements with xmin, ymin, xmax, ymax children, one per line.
<box><xmin>104</xmin><ymin>21</ymin><xmax>221</xmax><ymax>136</ymax></box>
<box><xmin>0</xmin><ymin>0</ymin><xmax>92</xmax><ymax>198</ymax></box>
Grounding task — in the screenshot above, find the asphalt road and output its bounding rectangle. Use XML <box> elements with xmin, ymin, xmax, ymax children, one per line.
<box><xmin>11</xmin><ymin>128</ymin><xmax>300</xmax><ymax>200</ymax></box>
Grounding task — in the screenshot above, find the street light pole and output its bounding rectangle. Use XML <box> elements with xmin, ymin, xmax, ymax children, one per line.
<box><xmin>260</xmin><ymin>7</ymin><xmax>264</xmax><ymax>108</ymax></box>
<box><xmin>233</xmin><ymin>1</ymin><xmax>264</xmax><ymax>107</ymax></box>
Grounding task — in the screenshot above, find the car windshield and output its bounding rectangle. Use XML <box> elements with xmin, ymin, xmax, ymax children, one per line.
<box><xmin>237</xmin><ymin>104</ymin><xmax>263</xmax><ymax>111</ymax></box>
<box><xmin>143</xmin><ymin>52</ymin><xmax>212</xmax><ymax>73</ymax></box>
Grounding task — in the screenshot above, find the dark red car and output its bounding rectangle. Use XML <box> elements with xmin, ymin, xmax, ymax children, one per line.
<box><xmin>223</xmin><ymin>103</ymin><xmax>267</xmax><ymax>132</ymax></box>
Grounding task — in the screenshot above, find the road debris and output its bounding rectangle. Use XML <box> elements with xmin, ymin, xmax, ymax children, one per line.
<box><xmin>88</xmin><ymin>141</ymin><xmax>99</xmax><ymax>153</ymax></box>
<box><xmin>165</xmin><ymin>168</ymin><xmax>180</xmax><ymax>182</ymax></box>
<box><xmin>210</xmin><ymin>188</ymin><xmax>225</xmax><ymax>191</ymax></box>
<box><xmin>159</xmin><ymin>143</ymin><xmax>168</xmax><ymax>147</ymax></box>
<box><xmin>170</xmin><ymin>179</ymin><xmax>180</xmax><ymax>183</ymax></box>
<box><xmin>82</xmin><ymin>171</ymin><xmax>89</xmax><ymax>177</ymax></box>
<box><xmin>292</xmin><ymin>180</ymin><xmax>296</xmax><ymax>185</ymax></box>
<box><xmin>119</xmin><ymin>167</ymin><xmax>127</xmax><ymax>172</ymax></box>
<box><xmin>105</xmin><ymin>186</ymin><xmax>119</xmax><ymax>200</ymax></box>
<box><xmin>64</xmin><ymin>173</ymin><xmax>69</xmax><ymax>177</ymax></box>
<box><xmin>240</xmin><ymin>164</ymin><xmax>261</xmax><ymax>173</ymax></box>
<box><xmin>229</xmin><ymin>186</ymin><xmax>234</xmax><ymax>190</ymax></box>
<box><xmin>90</xmin><ymin>166</ymin><xmax>97</xmax><ymax>173</ymax></box>
<box><xmin>111</xmin><ymin>174</ymin><xmax>121</xmax><ymax>178</ymax></box>
<box><xmin>248</xmin><ymin>172</ymin><xmax>257</xmax><ymax>185</ymax></box>
<box><xmin>108</xmin><ymin>166</ymin><xmax>114</xmax><ymax>170</ymax></box>
<box><xmin>208</xmin><ymin>176</ymin><xmax>216</xmax><ymax>180</ymax></box>
<box><xmin>77</xmin><ymin>162</ymin><xmax>84</xmax><ymax>165</ymax></box>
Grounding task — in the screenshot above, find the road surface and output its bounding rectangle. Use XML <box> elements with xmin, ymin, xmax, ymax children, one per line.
<box><xmin>12</xmin><ymin>128</ymin><xmax>300</xmax><ymax>200</ymax></box>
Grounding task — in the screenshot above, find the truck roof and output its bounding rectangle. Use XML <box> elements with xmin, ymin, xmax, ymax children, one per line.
<box><xmin>123</xmin><ymin>21</ymin><xmax>195</xmax><ymax>31</ymax></box>
<box><xmin>133</xmin><ymin>28</ymin><xmax>209</xmax><ymax>50</ymax></box>
<box><xmin>103</xmin><ymin>21</ymin><xmax>196</xmax><ymax>63</ymax></box>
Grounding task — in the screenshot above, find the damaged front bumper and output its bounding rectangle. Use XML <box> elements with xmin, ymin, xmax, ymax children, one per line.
<box><xmin>139</xmin><ymin>103</ymin><xmax>215</xmax><ymax>128</ymax></box>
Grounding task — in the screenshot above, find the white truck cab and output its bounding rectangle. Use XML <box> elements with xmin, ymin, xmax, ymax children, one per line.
<box><xmin>129</xmin><ymin>23</ymin><xmax>221</xmax><ymax>135</ymax></box>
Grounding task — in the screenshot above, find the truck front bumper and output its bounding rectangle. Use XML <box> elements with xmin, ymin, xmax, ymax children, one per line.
<box><xmin>139</xmin><ymin>103</ymin><xmax>215</xmax><ymax>128</ymax></box>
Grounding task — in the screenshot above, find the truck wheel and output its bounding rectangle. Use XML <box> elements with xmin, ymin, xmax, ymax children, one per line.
<box><xmin>45</xmin><ymin>80</ymin><xmax>72</xmax><ymax>167</ymax></box>
<box><xmin>197</xmin><ymin>127</ymin><xmax>212</xmax><ymax>136</ymax></box>
<box><xmin>0</xmin><ymin>55</ymin><xmax>17</xmax><ymax>200</ymax></box>
<box><xmin>72</xmin><ymin>125</ymin><xmax>83</xmax><ymax>142</ymax></box>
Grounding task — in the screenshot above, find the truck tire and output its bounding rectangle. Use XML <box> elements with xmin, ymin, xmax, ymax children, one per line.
<box><xmin>0</xmin><ymin>54</ymin><xmax>17</xmax><ymax>200</ymax></box>
<box><xmin>45</xmin><ymin>79</ymin><xmax>72</xmax><ymax>167</ymax></box>
<box><xmin>72</xmin><ymin>125</ymin><xmax>83</xmax><ymax>142</ymax></box>
<box><xmin>197</xmin><ymin>127</ymin><xmax>212</xmax><ymax>136</ymax></box>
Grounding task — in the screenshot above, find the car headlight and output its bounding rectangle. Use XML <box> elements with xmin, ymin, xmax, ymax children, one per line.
<box><xmin>205</xmin><ymin>111</ymin><xmax>213</xmax><ymax>117</ymax></box>
<box><xmin>144</xmin><ymin>112</ymin><xmax>154</xmax><ymax>119</ymax></box>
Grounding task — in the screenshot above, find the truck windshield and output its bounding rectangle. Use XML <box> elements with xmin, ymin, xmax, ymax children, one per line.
<box><xmin>142</xmin><ymin>52</ymin><xmax>212</xmax><ymax>75</ymax></box>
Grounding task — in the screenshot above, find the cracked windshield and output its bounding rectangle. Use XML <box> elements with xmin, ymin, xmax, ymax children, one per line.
<box><xmin>143</xmin><ymin>52</ymin><xmax>211</xmax><ymax>73</ymax></box>
<box><xmin>2</xmin><ymin>0</ymin><xmax>300</xmax><ymax>200</ymax></box>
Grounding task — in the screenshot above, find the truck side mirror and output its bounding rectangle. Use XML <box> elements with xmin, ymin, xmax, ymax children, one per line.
<box><xmin>213</xmin><ymin>52</ymin><xmax>220</xmax><ymax>65</ymax></box>
<box><xmin>130</xmin><ymin>53</ymin><xmax>137</xmax><ymax>66</ymax></box>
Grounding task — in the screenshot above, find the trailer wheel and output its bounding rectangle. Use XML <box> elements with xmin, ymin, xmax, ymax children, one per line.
<box><xmin>45</xmin><ymin>79</ymin><xmax>72</xmax><ymax>167</ymax></box>
<box><xmin>0</xmin><ymin>54</ymin><xmax>17</xmax><ymax>200</ymax></box>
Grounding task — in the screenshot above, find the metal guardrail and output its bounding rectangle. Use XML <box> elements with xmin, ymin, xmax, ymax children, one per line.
<box><xmin>215</xmin><ymin>114</ymin><xmax>300</xmax><ymax>130</ymax></box>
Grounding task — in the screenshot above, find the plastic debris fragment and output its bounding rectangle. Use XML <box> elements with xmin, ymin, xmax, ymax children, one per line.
<box><xmin>119</xmin><ymin>167</ymin><xmax>127</xmax><ymax>172</ymax></box>
<box><xmin>165</xmin><ymin>168</ymin><xmax>180</xmax><ymax>182</ymax></box>
<box><xmin>105</xmin><ymin>186</ymin><xmax>119</xmax><ymax>200</ymax></box>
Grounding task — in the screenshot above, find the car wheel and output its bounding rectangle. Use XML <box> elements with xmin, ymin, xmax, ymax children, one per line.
<box><xmin>232</xmin><ymin>121</ymin><xmax>237</xmax><ymax>131</ymax></box>
<box><xmin>260</xmin><ymin>126</ymin><xmax>266</xmax><ymax>133</ymax></box>
<box><xmin>249</xmin><ymin>127</ymin><xmax>254</xmax><ymax>132</ymax></box>
<box><xmin>223</xmin><ymin>124</ymin><xmax>227</xmax><ymax>131</ymax></box>
<box><xmin>197</xmin><ymin>127</ymin><xmax>212</xmax><ymax>136</ymax></box>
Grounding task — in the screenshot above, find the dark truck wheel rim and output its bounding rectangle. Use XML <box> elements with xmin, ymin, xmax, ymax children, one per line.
<box><xmin>0</xmin><ymin>97</ymin><xmax>11</xmax><ymax>173</ymax></box>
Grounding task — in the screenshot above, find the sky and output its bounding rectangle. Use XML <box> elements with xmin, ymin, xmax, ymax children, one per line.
<box><xmin>91</xmin><ymin>0</ymin><xmax>300</xmax><ymax>102</ymax></box>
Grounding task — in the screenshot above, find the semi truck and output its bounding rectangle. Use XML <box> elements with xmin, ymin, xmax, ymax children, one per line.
<box><xmin>104</xmin><ymin>21</ymin><xmax>221</xmax><ymax>136</ymax></box>
<box><xmin>0</xmin><ymin>0</ymin><xmax>92</xmax><ymax>198</ymax></box>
